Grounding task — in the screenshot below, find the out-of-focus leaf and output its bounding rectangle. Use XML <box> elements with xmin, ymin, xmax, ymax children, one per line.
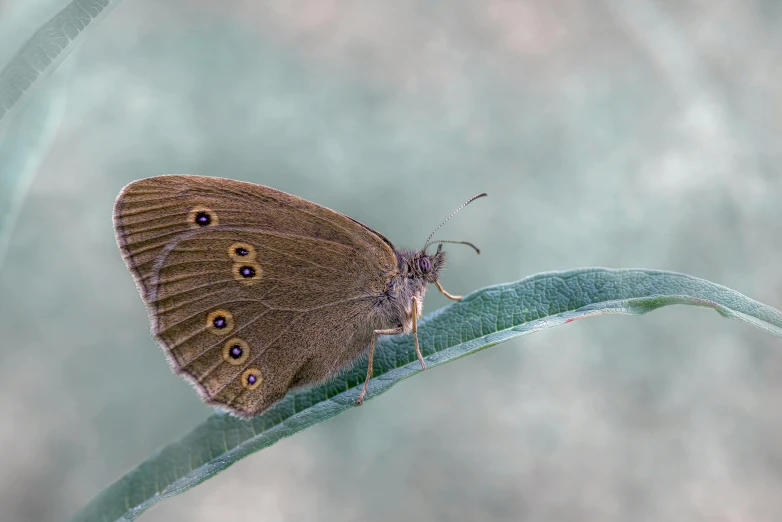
<box><xmin>0</xmin><ymin>0</ymin><xmax>120</xmax><ymax>127</ymax></box>
<box><xmin>0</xmin><ymin>61</ymin><xmax>69</xmax><ymax>270</ymax></box>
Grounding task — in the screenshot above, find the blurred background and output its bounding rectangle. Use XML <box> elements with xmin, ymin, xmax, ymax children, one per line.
<box><xmin>1</xmin><ymin>0</ymin><xmax>782</xmax><ymax>520</ymax></box>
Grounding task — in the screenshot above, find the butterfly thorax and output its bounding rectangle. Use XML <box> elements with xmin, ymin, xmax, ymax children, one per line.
<box><xmin>373</xmin><ymin>248</ymin><xmax>446</xmax><ymax>333</ymax></box>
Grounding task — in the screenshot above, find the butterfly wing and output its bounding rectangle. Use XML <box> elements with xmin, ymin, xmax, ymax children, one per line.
<box><xmin>113</xmin><ymin>175</ymin><xmax>398</xmax><ymax>416</ymax></box>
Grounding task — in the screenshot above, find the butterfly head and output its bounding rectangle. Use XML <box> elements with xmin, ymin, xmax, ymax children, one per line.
<box><xmin>410</xmin><ymin>245</ymin><xmax>446</xmax><ymax>284</ymax></box>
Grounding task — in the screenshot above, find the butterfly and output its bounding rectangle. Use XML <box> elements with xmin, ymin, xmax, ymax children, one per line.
<box><xmin>113</xmin><ymin>175</ymin><xmax>485</xmax><ymax>417</ymax></box>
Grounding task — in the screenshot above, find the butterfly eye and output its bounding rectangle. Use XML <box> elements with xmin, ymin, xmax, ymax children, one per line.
<box><xmin>418</xmin><ymin>257</ymin><xmax>432</xmax><ymax>274</ymax></box>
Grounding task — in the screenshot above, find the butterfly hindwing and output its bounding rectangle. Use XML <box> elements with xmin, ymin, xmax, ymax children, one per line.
<box><xmin>113</xmin><ymin>175</ymin><xmax>398</xmax><ymax>416</ymax></box>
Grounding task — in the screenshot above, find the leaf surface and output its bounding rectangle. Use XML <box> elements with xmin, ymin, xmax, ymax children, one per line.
<box><xmin>70</xmin><ymin>268</ymin><xmax>782</xmax><ymax>521</ymax></box>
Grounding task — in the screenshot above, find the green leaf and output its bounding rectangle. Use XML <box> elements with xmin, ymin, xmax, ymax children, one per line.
<box><xmin>0</xmin><ymin>0</ymin><xmax>121</xmax><ymax>128</ymax></box>
<box><xmin>70</xmin><ymin>268</ymin><xmax>782</xmax><ymax>522</ymax></box>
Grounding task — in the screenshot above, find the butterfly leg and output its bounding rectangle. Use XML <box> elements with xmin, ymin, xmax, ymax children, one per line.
<box><xmin>411</xmin><ymin>296</ymin><xmax>426</xmax><ymax>371</ymax></box>
<box><xmin>435</xmin><ymin>280</ymin><xmax>463</xmax><ymax>301</ymax></box>
<box><xmin>357</xmin><ymin>326</ymin><xmax>404</xmax><ymax>406</ymax></box>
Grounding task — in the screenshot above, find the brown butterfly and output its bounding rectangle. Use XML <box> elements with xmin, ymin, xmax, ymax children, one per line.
<box><xmin>113</xmin><ymin>175</ymin><xmax>485</xmax><ymax>417</ymax></box>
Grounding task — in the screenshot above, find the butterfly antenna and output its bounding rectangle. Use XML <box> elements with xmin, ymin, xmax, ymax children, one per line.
<box><xmin>426</xmin><ymin>240</ymin><xmax>481</xmax><ymax>254</ymax></box>
<box><xmin>423</xmin><ymin>192</ymin><xmax>487</xmax><ymax>252</ymax></box>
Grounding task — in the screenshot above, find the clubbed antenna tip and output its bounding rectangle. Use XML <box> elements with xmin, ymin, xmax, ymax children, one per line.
<box><xmin>422</xmin><ymin>192</ymin><xmax>487</xmax><ymax>253</ymax></box>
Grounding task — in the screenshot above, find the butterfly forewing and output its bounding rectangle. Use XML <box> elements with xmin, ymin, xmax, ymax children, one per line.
<box><xmin>113</xmin><ymin>175</ymin><xmax>398</xmax><ymax>416</ymax></box>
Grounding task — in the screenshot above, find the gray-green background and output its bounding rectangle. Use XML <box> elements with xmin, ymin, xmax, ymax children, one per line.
<box><xmin>2</xmin><ymin>0</ymin><xmax>782</xmax><ymax>520</ymax></box>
